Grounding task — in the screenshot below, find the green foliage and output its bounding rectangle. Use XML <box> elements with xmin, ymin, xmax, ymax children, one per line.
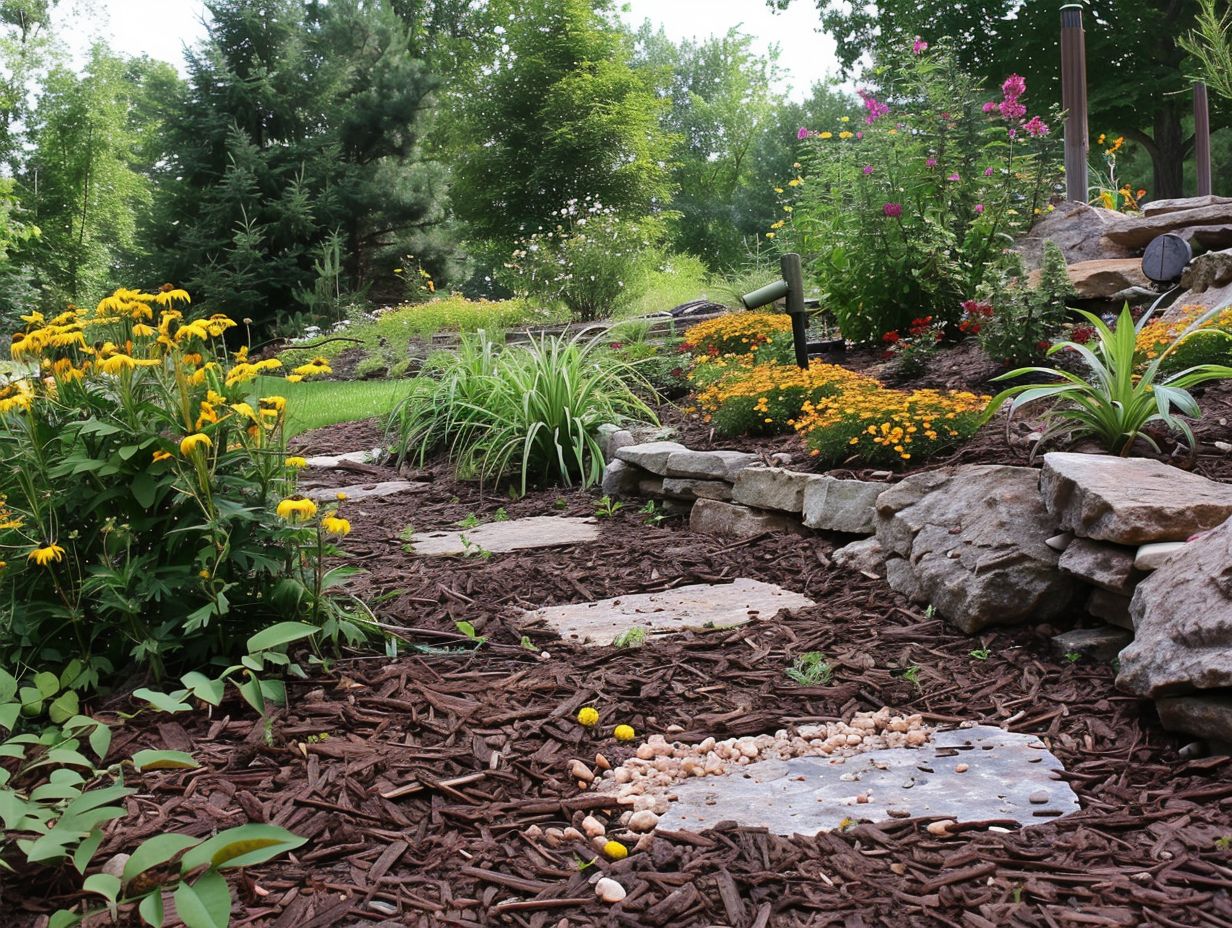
<box><xmin>147</xmin><ymin>0</ymin><xmax>452</xmax><ymax>328</ymax></box>
<box><xmin>969</xmin><ymin>243</ymin><xmax>1074</xmax><ymax>367</ymax></box>
<box><xmin>786</xmin><ymin>652</ymin><xmax>833</xmax><ymax>686</ymax></box>
<box><xmin>594</xmin><ymin>496</ymin><xmax>623</xmax><ymax>518</ymax></box>
<box><xmin>389</xmin><ymin>331</ymin><xmax>657</xmax><ymax>493</ymax></box>
<box><xmin>1182</xmin><ymin>0</ymin><xmax>1232</xmax><ymax>101</ymax></box>
<box><xmin>780</xmin><ymin>40</ymin><xmax>1060</xmax><ymax>343</ymax></box>
<box><xmin>985</xmin><ymin>305</ymin><xmax>1232</xmax><ymax>455</ymax></box>
<box><xmin>501</xmin><ymin>204</ymin><xmax>667</xmax><ymax>322</ymax></box>
<box><xmin>452</xmin><ymin>0</ymin><xmax>673</xmax><ymax>251</ymax></box>
<box><xmin>612</xmin><ymin>626</ymin><xmax>648</xmax><ymax>649</ymax></box>
<box><xmin>639</xmin><ymin>500</ymin><xmax>668</xmax><ymax>526</ymax></box>
<box><xmin>0</xmin><ymin>289</ymin><xmax>368</xmax><ymax>689</ymax></box>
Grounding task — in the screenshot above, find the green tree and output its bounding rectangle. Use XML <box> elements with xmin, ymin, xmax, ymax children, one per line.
<box><xmin>0</xmin><ymin>0</ymin><xmax>57</xmax><ymax>170</ymax></box>
<box><xmin>452</xmin><ymin>0</ymin><xmax>673</xmax><ymax>251</ymax></box>
<box><xmin>146</xmin><ymin>0</ymin><xmax>451</xmax><ymax>328</ymax></box>
<box><xmin>1181</xmin><ymin>0</ymin><xmax>1232</xmax><ymax>101</ymax></box>
<box><xmin>771</xmin><ymin>0</ymin><xmax>1206</xmax><ymax>200</ymax></box>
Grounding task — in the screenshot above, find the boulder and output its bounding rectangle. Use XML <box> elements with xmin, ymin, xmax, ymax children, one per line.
<box><xmin>615</xmin><ymin>441</ymin><xmax>688</xmax><ymax>476</ymax></box>
<box><xmin>1141</xmin><ymin>194</ymin><xmax>1232</xmax><ymax>217</ymax></box>
<box><xmin>598</xmin><ymin>424</ymin><xmax>634</xmax><ymax>461</ymax></box>
<box><xmin>661</xmin><ymin>477</ymin><xmax>732</xmax><ymax>502</ymax></box>
<box><xmin>732</xmin><ymin>467</ymin><xmax>814</xmax><ymax>513</ymax></box>
<box><xmin>1057</xmin><ymin>538</ymin><xmax>1137</xmax><ymax>594</ymax></box>
<box><xmin>1040</xmin><ymin>452</ymin><xmax>1232</xmax><ymax>544</ymax></box>
<box><xmin>1180</xmin><ymin>246</ymin><xmax>1232</xmax><ymax>292</ymax></box>
<box><xmin>1135</xmin><ymin>541</ymin><xmax>1188</xmax><ymax>572</ymax></box>
<box><xmin>832</xmin><ymin>537</ymin><xmax>885</xmax><ymax>577</ymax></box>
<box><xmin>1014</xmin><ymin>201</ymin><xmax>1135</xmax><ymax>269</ymax></box>
<box><xmin>1104</xmin><ymin>203</ymin><xmax>1232</xmax><ymax>250</ymax></box>
<box><xmin>601</xmin><ymin>459</ymin><xmax>642</xmax><ymax>497</ymax></box>
<box><xmin>1161</xmin><ymin>279</ymin><xmax>1232</xmax><ymax>318</ymax></box>
<box><xmin>801</xmin><ymin>477</ymin><xmax>881</xmax><ymax>534</ymax></box>
<box><xmin>1086</xmin><ymin>589</ymin><xmax>1133</xmax><ymax>630</ymax></box>
<box><xmin>874</xmin><ymin>465</ymin><xmax>1075</xmax><ymax>633</ymax></box>
<box><xmin>689</xmin><ymin>499</ymin><xmax>811</xmax><ymax>540</ymax></box>
<box><xmin>1155</xmin><ymin>694</ymin><xmax>1232</xmax><ymax>744</ymax></box>
<box><xmin>1062</xmin><ymin>259</ymin><xmax>1154</xmax><ymax>300</ymax></box>
<box><xmin>1175</xmin><ymin>223</ymin><xmax>1232</xmax><ymax>252</ymax></box>
<box><xmin>1052</xmin><ymin>626</ymin><xmax>1132</xmax><ymax>663</ymax></box>
<box><xmin>665</xmin><ymin>449</ymin><xmax>758</xmax><ymax>482</ymax></box>
<box><xmin>1116</xmin><ymin>517</ymin><xmax>1232</xmax><ymax>698</ymax></box>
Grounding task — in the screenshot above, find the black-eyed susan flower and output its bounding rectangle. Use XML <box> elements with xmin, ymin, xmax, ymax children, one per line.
<box><xmin>276</xmin><ymin>496</ymin><xmax>318</xmax><ymax>522</ymax></box>
<box><xmin>28</xmin><ymin>543</ymin><xmax>66</xmax><ymax>566</ymax></box>
<box><xmin>321</xmin><ymin>514</ymin><xmax>351</xmax><ymax>537</ymax></box>
<box><xmin>613</xmin><ymin>724</ymin><xmax>635</xmax><ymax>742</ymax></box>
<box><xmin>286</xmin><ymin>456</ymin><xmax>308</xmax><ymax>469</ymax></box>
<box><xmin>152</xmin><ymin>450</ymin><xmax>172</xmax><ymax>463</ymax></box>
<box><xmin>577</xmin><ymin>706</ymin><xmax>599</xmax><ymax>727</ymax></box>
<box><xmin>179</xmin><ymin>433</ymin><xmax>212</xmax><ymax>456</ymax></box>
<box><xmin>0</xmin><ymin>381</ymin><xmax>34</xmax><ymax>415</ymax></box>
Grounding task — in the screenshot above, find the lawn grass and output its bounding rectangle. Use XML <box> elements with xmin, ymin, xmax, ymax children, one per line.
<box><xmin>252</xmin><ymin>375</ymin><xmax>419</xmax><ymax>437</ymax></box>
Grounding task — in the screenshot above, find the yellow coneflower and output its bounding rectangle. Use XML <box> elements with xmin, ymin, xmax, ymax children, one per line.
<box><xmin>154</xmin><ymin>285</ymin><xmax>191</xmax><ymax>308</ymax></box>
<box><xmin>335</xmin><ymin>492</ymin><xmax>348</xmax><ymax>501</ymax></box>
<box><xmin>28</xmin><ymin>543</ymin><xmax>66</xmax><ymax>567</ymax></box>
<box><xmin>284</xmin><ymin>374</ymin><xmax>304</xmax><ymax>383</ymax></box>
<box><xmin>286</xmin><ymin>456</ymin><xmax>308</xmax><ymax>469</ymax></box>
<box><xmin>276</xmin><ymin>496</ymin><xmax>318</xmax><ymax>522</ymax></box>
<box><xmin>132</xmin><ymin>323</ymin><xmax>157</xmax><ymax>338</ymax></box>
<box><xmin>321</xmin><ymin>514</ymin><xmax>351</xmax><ymax>537</ymax></box>
<box><xmin>152</xmin><ymin>450</ymin><xmax>172</xmax><ymax>463</ymax></box>
<box><xmin>230</xmin><ymin>401</ymin><xmax>258</xmax><ymax>421</ymax></box>
<box><xmin>179</xmin><ymin>433</ymin><xmax>212</xmax><ymax>456</ymax></box>
<box><xmin>259</xmin><ymin>396</ymin><xmax>287</xmax><ymax>417</ymax></box>
<box><xmin>0</xmin><ymin>381</ymin><xmax>34</xmax><ymax>415</ymax></box>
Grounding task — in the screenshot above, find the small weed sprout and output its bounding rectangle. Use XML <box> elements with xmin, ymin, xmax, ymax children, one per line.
<box><xmin>594</xmin><ymin>495</ymin><xmax>623</xmax><ymax>518</ymax></box>
<box><xmin>639</xmin><ymin>500</ymin><xmax>667</xmax><ymax>525</ymax></box>
<box><xmin>458</xmin><ymin>533</ymin><xmax>491</xmax><ymax>558</ymax></box>
<box><xmin>924</xmin><ymin>604</ymin><xmax>936</xmax><ymax>619</ymax></box>
<box><xmin>902</xmin><ymin>664</ymin><xmax>923</xmax><ymax>691</ymax></box>
<box><xmin>613</xmin><ymin>626</ymin><xmax>649</xmax><ymax>649</ymax></box>
<box><xmin>493</xmin><ymin>507</ymin><xmax>510</xmax><ymax>522</ymax></box>
<box><xmin>455</xmin><ymin>620</ymin><xmax>486</xmax><ymax>646</ymax></box>
<box><xmin>786</xmin><ymin>652</ymin><xmax>833</xmax><ymax>685</ymax></box>
<box><xmin>969</xmin><ymin>648</ymin><xmax>991</xmax><ymax>661</ymax></box>
<box><xmin>457</xmin><ymin>512</ymin><xmax>481</xmax><ymax>529</ymax></box>
<box><xmin>1064</xmin><ymin>651</ymin><xmax>1082</xmax><ymax>663</ymax></box>
<box><xmin>554</xmin><ymin>497</ymin><xmax>569</xmax><ymax>510</ymax></box>
<box><xmin>519</xmin><ymin>635</ymin><xmax>540</xmax><ymax>652</ymax></box>
<box><xmin>398</xmin><ymin>524</ymin><xmax>415</xmax><ymax>541</ymax></box>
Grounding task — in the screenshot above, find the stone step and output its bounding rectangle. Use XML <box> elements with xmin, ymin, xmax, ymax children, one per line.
<box><xmin>520</xmin><ymin>578</ymin><xmax>814</xmax><ymax>646</ymax></box>
<box><xmin>303</xmin><ymin>480</ymin><xmax>428</xmax><ymax>502</ymax></box>
<box><xmin>304</xmin><ymin>448</ymin><xmax>383</xmax><ymax>469</ymax></box>
<box><xmin>409</xmin><ymin>516</ymin><xmax>601</xmax><ymax>557</ymax></box>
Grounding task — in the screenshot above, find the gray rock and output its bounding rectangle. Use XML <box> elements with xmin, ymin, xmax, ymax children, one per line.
<box><xmin>303</xmin><ymin>480</ymin><xmax>427</xmax><ymax>502</ymax></box>
<box><xmin>1174</xmin><ymin>223</ymin><xmax>1232</xmax><ymax>252</ymax></box>
<box><xmin>1057</xmin><ymin>538</ymin><xmax>1137</xmax><ymax>594</ymax></box>
<box><xmin>874</xmin><ymin>465</ymin><xmax>1074</xmax><ymax>633</ymax></box>
<box><xmin>638</xmin><ymin>476</ymin><xmax>665</xmax><ymax>497</ymax></box>
<box><xmin>597</xmin><ymin>424</ymin><xmax>634</xmax><ymax>461</ymax></box>
<box><xmin>1062</xmin><ymin>259</ymin><xmax>1155</xmax><ymax>300</ymax></box>
<box><xmin>1163</xmin><ymin>278</ymin><xmax>1232</xmax><ymax>317</ymax></box>
<box><xmin>801</xmin><ymin>477</ymin><xmax>881</xmax><ymax>534</ymax></box>
<box><xmin>601</xmin><ymin>459</ymin><xmax>642</xmax><ymax>497</ymax></box>
<box><xmin>664</xmin><ymin>449</ymin><xmax>757</xmax><ymax>482</ymax></box>
<box><xmin>689</xmin><ymin>498</ymin><xmax>810</xmax><ymax>540</ymax></box>
<box><xmin>1116</xmin><ymin>517</ymin><xmax>1232</xmax><ymax>697</ymax></box>
<box><xmin>732</xmin><ymin>466</ymin><xmax>815</xmax><ymax>513</ymax></box>
<box><xmin>1141</xmin><ymin>194</ymin><xmax>1232</xmax><ymax>217</ymax></box>
<box><xmin>1052</xmin><ymin>626</ymin><xmax>1132</xmax><ymax>663</ymax></box>
<box><xmin>1134</xmin><ymin>541</ymin><xmax>1188</xmax><ymax>571</ymax></box>
<box><xmin>1104</xmin><ymin>202</ymin><xmax>1232</xmax><ymax>249</ymax></box>
<box><xmin>832</xmin><ymin>536</ymin><xmax>885</xmax><ymax>577</ymax></box>
<box><xmin>662</xmin><ymin>477</ymin><xmax>732</xmax><ymax>502</ymax></box>
<box><xmin>615</xmin><ymin>441</ymin><xmax>688</xmax><ymax>476</ymax></box>
<box><xmin>1086</xmin><ymin>589</ymin><xmax>1134</xmax><ymax>630</ymax></box>
<box><xmin>1014</xmin><ymin>201</ymin><xmax>1134</xmax><ymax>269</ymax></box>
<box><xmin>1040</xmin><ymin>452</ymin><xmax>1232</xmax><ymax>545</ymax></box>
<box><xmin>1180</xmin><ymin>246</ymin><xmax>1232</xmax><ymax>292</ymax></box>
<box><xmin>884</xmin><ymin>556</ymin><xmax>926</xmax><ymax>603</ymax></box>
<box><xmin>411</xmin><ymin>516</ymin><xmax>601</xmax><ymax>557</ymax></box>
<box><xmin>1155</xmin><ymin>694</ymin><xmax>1232</xmax><ymax>743</ymax></box>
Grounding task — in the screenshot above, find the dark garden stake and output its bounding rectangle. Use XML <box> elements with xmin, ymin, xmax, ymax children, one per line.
<box><xmin>741</xmin><ymin>253</ymin><xmax>811</xmax><ymax>369</ymax></box>
<box><xmin>1060</xmin><ymin>4</ymin><xmax>1090</xmax><ymax>204</ymax></box>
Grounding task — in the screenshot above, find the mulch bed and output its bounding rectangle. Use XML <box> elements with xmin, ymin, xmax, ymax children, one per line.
<box><xmin>9</xmin><ymin>347</ymin><xmax>1232</xmax><ymax>926</ymax></box>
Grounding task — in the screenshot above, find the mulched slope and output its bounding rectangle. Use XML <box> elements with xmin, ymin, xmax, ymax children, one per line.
<box><xmin>11</xmin><ymin>446</ymin><xmax>1232</xmax><ymax>927</ymax></box>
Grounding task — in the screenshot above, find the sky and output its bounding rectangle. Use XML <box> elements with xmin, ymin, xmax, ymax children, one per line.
<box><xmin>54</xmin><ymin>0</ymin><xmax>840</xmax><ymax>101</ymax></box>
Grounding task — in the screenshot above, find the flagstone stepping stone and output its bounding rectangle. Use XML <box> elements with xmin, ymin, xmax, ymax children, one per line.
<box><xmin>409</xmin><ymin>516</ymin><xmax>601</xmax><ymax>557</ymax></box>
<box><xmin>520</xmin><ymin>578</ymin><xmax>814</xmax><ymax>645</ymax></box>
<box><xmin>305</xmin><ymin>447</ymin><xmax>383</xmax><ymax>469</ymax></box>
<box><xmin>657</xmin><ymin>726</ymin><xmax>1079</xmax><ymax>837</ymax></box>
<box><xmin>303</xmin><ymin>480</ymin><xmax>427</xmax><ymax>502</ymax></box>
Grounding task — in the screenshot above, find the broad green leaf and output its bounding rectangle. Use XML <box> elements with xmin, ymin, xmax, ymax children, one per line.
<box><xmin>257</xmin><ymin>679</ymin><xmax>286</xmax><ymax>707</ymax></box>
<box><xmin>181</xmin><ymin>824</ymin><xmax>307</xmax><ymax>872</ymax></box>
<box><xmin>173</xmin><ymin>870</ymin><xmax>231</xmax><ymax>928</ymax></box>
<box><xmin>131</xmin><ymin>749</ymin><xmax>198</xmax><ymax>772</ymax></box>
<box><xmin>124</xmin><ymin>833</ymin><xmax>201</xmax><ymax>885</ymax></box>
<box><xmin>246</xmin><ymin>622</ymin><xmax>319</xmax><ymax>653</ymax></box>
<box><xmin>34</xmin><ymin>671</ymin><xmax>61</xmax><ymax>699</ymax></box>
<box><xmin>132</xmin><ymin>472</ymin><xmax>159</xmax><ymax>508</ymax></box>
<box><xmin>72</xmin><ymin>828</ymin><xmax>106</xmax><ymax>874</ymax></box>
<box><xmin>180</xmin><ymin>672</ymin><xmax>224</xmax><ymax>707</ymax></box>
<box><xmin>48</xmin><ymin>909</ymin><xmax>83</xmax><ymax>928</ymax></box>
<box><xmin>83</xmin><ymin>872</ymin><xmax>121</xmax><ymax>914</ymax></box>
<box><xmin>139</xmin><ymin>890</ymin><xmax>165</xmax><ymax>927</ymax></box>
<box><xmin>235</xmin><ymin>676</ymin><xmax>265</xmax><ymax>715</ymax></box>
<box><xmin>133</xmin><ymin>689</ymin><xmax>193</xmax><ymax>714</ymax></box>
<box><xmin>0</xmin><ymin>668</ymin><xmax>18</xmax><ymax>702</ymax></box>
<box><xmin>0</xmin><ymin>702</ymin><xmax>19</xmax><ymax>730</ymax></box>
<box><xmin>49</xmin><ymin>691</ymin><xmax>80</xmax><ymax>724</ymax></box>
<box><xmin>88</xmin><ymin>722</ymin><xmax>112</xmax><ymax>761</ymax></box>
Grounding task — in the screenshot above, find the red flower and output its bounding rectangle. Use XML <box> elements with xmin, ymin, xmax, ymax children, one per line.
<box><xmin>1070</xmin><ymin>325</ymin><xmax>1095</xmax><ymax>344</ymax></box>
<box><xmin>882</xmin><ymin>330</ymin><xmax>901</xmax><ymax>344</ymax></box>
<box><xmin>1036</xmin><ymin>340</ymin><xmax>1052</xmax><ymax>351</ymax></box>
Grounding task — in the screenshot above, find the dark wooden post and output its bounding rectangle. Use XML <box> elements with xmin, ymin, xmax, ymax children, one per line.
<box><xmin>1060</xmin><ymin>4</ymin><xmax>1089</xmax><ymax>203</ymax></box>
<box><xmin>781</xmin><ymin>253</ymin><xmax>809</xmax><ymax>369</ymax></box>
<box><xmin>1195</xmin><ymin>82</ymin><xmax>1213</xmax><ymax>197</ymax></box>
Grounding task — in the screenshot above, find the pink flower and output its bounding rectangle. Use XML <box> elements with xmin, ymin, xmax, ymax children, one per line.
<box><xmin>883</xmin><ymin>202</ymin><xmax>903</xmax><ymax>218</ymax></box>
<box><xmin>863</xmin><ymin>97</ymin><xmax>890</xmax><ymax>124</ymax></box>
<box><xmin>946</xmin><ymin>172</ymin><xmax>960</xmax><ymax>182</ymax></box>
<box><xmin>984</xmin><ymin>166</ymin><xmax>995</xmax><ymax>177</ymax></box>
<box><xmin>913</xmin><ymin>36</ymin><xmax>929</xmax><ymax>54</ymax></box>
<box><xmin>856</xmin><ymin>131</ymin><xmax>863</xmax><ymax>140</ymax></box>
<box><xmin>1007</xmin><ymin>128</ymin><xmax>1018</xmax><ymax>139</ymax></box>
<box><xmin>1002</xmin><ymin>74</ymin><xmax>1027</xmax><ymax>99</ymax></box>
<box><xmin>926</xmin><ymin>157</ymin><xmax>938</xmax><ymax>168</ymax></box>
<box><xmin>1024</xmin><ymin>115</ymin><xmax>1050</xmax><ymax>137</ymax></box>
<box><xmin>999</xmin><ymin>99</ymin><xmax>1027</xmax><ymax>120</ymax></box>
<box><xmin>982</xmin><ymin>101</ymin><xmax>998</xmax><ymax>114</ymax></box>
<box><xmin>863</xmin><ymin>165</ymin><xmax>874</xmax><ymax>175</ymax></box>
<box><xmin>974</xmin><ymin>203</ymin><xmax>985</xmax><ymax>215</ymax></box>
<box><xmin>797</xmin><ymin>127</ymin><xmax>810</xmax><ymax>140</ymax></box>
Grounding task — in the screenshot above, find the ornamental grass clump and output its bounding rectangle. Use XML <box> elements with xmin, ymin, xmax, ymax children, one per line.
<box><xmin>0</xmin><ymin>288</ymin><xmax>369</xmax><ymax>690</ymax></box>
<box><xmin>985</xmin><ymin>305</ymin><xmax>1232</xmax><ymax>455</ymax></box>
<box><xmin>390</xmin><ymin>330</ymin><xmax>656</xmax><ymax>494</ymax></box>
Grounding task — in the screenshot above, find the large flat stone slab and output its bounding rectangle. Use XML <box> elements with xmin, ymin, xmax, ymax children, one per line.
<box><xmin>303</xmin><ymin>480</ymin><xmax>427</xmax><ymax>502</ymax></box>
<box><xmin>1104</xmin><ymin>202</ymin><xmax>1232</xmax><ymax>249</ymax></box>
<box><xmin>615</xmin><ymin>441</ymin><xmax>688</xmax><ymax>476</ymax></box>
<box><xmin>410</xmin><ymin>516</ymin><xmax>600</xmax><ymax>557</ymax></box>
<box><xmin>689</xmin><ymin>499</ymin><xmax>810</xmax><ymax>540</ymax></box>
<box><xmin>802</xmin><ymin>477</ymin><xmax>880</xmax><ymax>534</ymax></box>
<box><xmin>520</xmin><ymin>578</ymin><xmax>814</xmax><ymax>645</ymax></box>
<box><xmin>1041</xmin><ymin>452</ymin><xmax>1232</xmax><ymax>544</ymax></box>
<box><xmin>659</xmin><ymin>726</ymin><xmax>1078</xmax><ymax>836</ymax></box>
<box><xmin>305</xmin><ymin>448</ymin><xmax>383</xmax><ymax>469</ymax></box>
<box><xmin>665</xmin><ymin>449</ymin><xmax>758</xmax><ymax>481</ymax></box>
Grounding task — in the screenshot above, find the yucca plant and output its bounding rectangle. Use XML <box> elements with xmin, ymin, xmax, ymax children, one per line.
<box><xmin>389</xmin><ymin>331</ymin><xmax>657</xmax><ymax>493</ymax></box>
<box><xmin>984</xmin><ymin>304</ymin><xmax>1232</xmax><ymax>455</ymax></box>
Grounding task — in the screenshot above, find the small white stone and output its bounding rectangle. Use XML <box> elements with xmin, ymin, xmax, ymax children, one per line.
<box><xmin>581</xmin><ymin>815</ymin><xmax>606</xmax><ymax>838</ymax></box>
<box><xmin>595</xmin><ymin>877</ymin><xmax>627</xmax><ymax>904</ymax></box>
<box><xmin>1045</xmin><ymin>532</ymin><xmax>1074</xmax><ymax>552</ymax></box>
<box><xmin>570</xmin><ymin>760</ymin><xmax>595</xmax><ymax>783</ymax></box>
<box><xmin>1134</xmin><ymin>541</ymin><xmax>1187</xmax><ymax>571</ymax></box>
<box><xmin>628</xmin><ymin>810</ymin><xmax>660</xmax><ymax>832</ymax></box>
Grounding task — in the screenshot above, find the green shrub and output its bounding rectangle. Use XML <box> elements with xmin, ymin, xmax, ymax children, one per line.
<box><xmin>499</xmin><ymin>200</ymin><xmax>667</xmax><ymax>322</ymax></box>
<box><xmin>986</xmin><ymin>305</ymin><xmax>1232</xmax><ymax>454</ymax></box>
<box><xmin>390</xmin><ymin>331</ymin><xmax>657</xmax><ymax>493</ymax></box>
<box><xmin>965</xmin><ymin>243</ymin><xmax>1074</xmax><ymax>367</ymax></box>
<box><xmin>0</xmin><ymin>289</ymin><xmax>369</xmax><ymax>689</ymax></box>
<box><xmin>779</xmin><ymin>40</ymin><xmax>1061</xmax><ymax>342</ymax></box>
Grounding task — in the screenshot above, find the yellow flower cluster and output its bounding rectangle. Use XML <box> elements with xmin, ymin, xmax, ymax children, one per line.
<box><xmin>1136</xmin><ymin>304</ymin><xmax>1232</xmax><ymax>367</ymax></box>
<box><xmin>693</xmin><ymin>360</ymin><xmax>879</xmax><ymax>436</ymax></box>
<box><xmin>683</xmin><ymin>312</ymin><xmax>794</xmax><ymax>360</ymax></box>
<box><xmin>794</xmin><ymin>387</ymin><xmax>988</xmax><ymax>465</ymax></box>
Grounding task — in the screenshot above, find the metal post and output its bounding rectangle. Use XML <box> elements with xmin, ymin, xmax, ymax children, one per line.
<box><xmin>1060</xmin><ymin>4</ymin><xmax>1089</xmax><ymax>203</ymax></box>
<box><xmin>1196</xmin><ymin>82</ymin><xmax>1213</xmax><ymax>197</ymax></box>
<box><xmin>781</xmin><ymin>253</ymin><xmax>809</xmax><ymax>369</ymax></box>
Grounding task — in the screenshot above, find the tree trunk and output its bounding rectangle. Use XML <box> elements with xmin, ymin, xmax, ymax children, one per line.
<box><xmin>1151</xmin><ymin>104</ymin><xmax>1186</xmax><ymax>200</ymax></box>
